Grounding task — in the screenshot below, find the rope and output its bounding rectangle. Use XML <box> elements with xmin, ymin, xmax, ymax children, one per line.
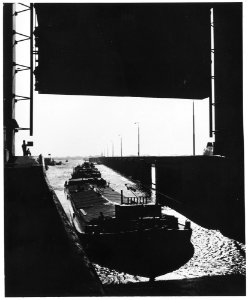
<box><xmin>125</xmin><ymin>176</ymin><xmax>181</xmax><ymax>204</ymax></box>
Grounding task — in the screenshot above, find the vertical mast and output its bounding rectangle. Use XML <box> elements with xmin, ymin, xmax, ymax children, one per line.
<box><xmin>3</xmin><ymin>3</ymin><xmax>16</xmax><ymax>160</ymax></box>
<box><xmin>120</xmin><ymin>136</ymin><xmax>122</xmax><ymax>157</ymax></box>
<box><xmin>209</xmin><ymin>8</ymin><xmax>216</xmax><ymax>139</ymax></box>
<box><xmin>30</xmin><ymin>3</ymin><xmax>34</xmax><ymax>136</ymax></box>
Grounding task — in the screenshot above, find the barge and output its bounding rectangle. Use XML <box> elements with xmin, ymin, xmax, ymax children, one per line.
<box><xmin>65</xmin><ymin>162</ymin><xmax>194</xmax><ymax>280</ymax></box>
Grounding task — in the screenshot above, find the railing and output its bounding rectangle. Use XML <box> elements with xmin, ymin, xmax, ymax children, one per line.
<box><xmin>122</xmin><ymin>196</ymin><xmax>148</xmax><ymax>205</ymax></box>
<box><xmin>120</xmin><ymin>189</ymin><xmax>149</xmax><ymax>205</ymax></box>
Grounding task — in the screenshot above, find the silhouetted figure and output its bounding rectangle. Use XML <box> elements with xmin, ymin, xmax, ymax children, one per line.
<box><xmin>26</xmin><ymin>148</ymin><xmax>31</xmax><ymax>156</ymax></box>
<box><xmin>22</xmin><ymin>140</ymin><xmax>27</xmax><ymax>156</ymax></box>
<box><xmin>203</xmin><ymin>142</ymin><xmax>214</xmax><ymax>156</ymax></box>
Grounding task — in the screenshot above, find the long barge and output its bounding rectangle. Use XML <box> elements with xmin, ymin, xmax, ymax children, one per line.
<box><xmin>65</xmin><ymin>162</ymin><xmax>194</xmax><ymax>280</ymax></box>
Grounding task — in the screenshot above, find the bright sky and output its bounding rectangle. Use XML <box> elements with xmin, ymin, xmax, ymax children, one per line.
<box><xmin>15</xmin><ymin>94</ymin><xmax>211</xmax><ymax>157</ymax></box>
<box><xmin>14</xmin><ymin>2</ymin><xmax>212</xmax><ymax>158</ymax></box>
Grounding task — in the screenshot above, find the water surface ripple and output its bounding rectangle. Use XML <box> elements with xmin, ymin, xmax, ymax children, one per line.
<box><xmin>46</xmin><ymin>159</ymin><xmax>245</xmax><ymax>284</ymax></box>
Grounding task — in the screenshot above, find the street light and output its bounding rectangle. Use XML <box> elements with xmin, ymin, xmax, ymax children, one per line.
<box><xmin>111</xmin><ymin>141</ymin><xmax>114</xmax><ymax>157</ymax></box>
<box><xmin>134</xmin><ymin>122</ymin><xmax>140</xmax><ymax>156</ymax></box>
<box><xmin>119</xmin><ymin>134</ymin><xmax>123</xmax><ymax>157</ymax></box>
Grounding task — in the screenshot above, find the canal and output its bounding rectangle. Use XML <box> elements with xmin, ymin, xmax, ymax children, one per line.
<box><xmin>46</xmin><ymin>159</ymin><xmax>245</xmax><ymax>285</ymax></box>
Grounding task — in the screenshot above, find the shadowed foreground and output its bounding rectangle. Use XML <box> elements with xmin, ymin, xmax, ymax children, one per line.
<box><xmin>4</xmin><ymin>156</ymin><xmax>104</xmax><ymax>296</ymax></box>
<box><xmin>104</xmin><ymin>275</ymin><xmax>246</xmax><ymax>296</ymax></box>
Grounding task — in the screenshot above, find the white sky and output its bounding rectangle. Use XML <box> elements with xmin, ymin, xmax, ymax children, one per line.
<box><xmin>13</xmin><ymin>3</ymin><xmax>212</xmax><ymax>157</ymax></box>
<box><xmin>15</xmin><ymin>94</ymin><xmax>210</xmax><ymax>157</ymax></box>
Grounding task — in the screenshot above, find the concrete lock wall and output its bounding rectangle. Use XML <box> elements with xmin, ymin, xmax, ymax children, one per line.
<box><xmin>92</xmin><ymin>156</ymin><xmax>244</xmax><ymax>242</ymax></box>
<box><xmin>4</xmin><ymin>157</ymin><xmax>104</xmax><ymax>296</ymax></box>
<box><xmin>97</xmin><ymin>157</ymin><xmax>152</xmax><ymax>186</ymax></box>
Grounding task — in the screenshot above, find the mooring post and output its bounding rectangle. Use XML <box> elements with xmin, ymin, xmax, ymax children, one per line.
<box><xmin>121</xmin><ymin>190</ymin><xmax>123</xmax><ymax>204</ymax></box>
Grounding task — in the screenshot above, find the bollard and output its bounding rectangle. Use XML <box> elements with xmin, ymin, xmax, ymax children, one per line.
<box><xmin>121</xmin><ymin>190</ymin><xmax>123</xmax><ymax>204</ymax></box>
<box><xmin>185</xmin><ymin>220</ymin><xmax>191</xmax><ymax>230</ymax></box>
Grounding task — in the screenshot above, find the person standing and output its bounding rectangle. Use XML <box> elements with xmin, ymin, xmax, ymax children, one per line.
<box><xmin>22</xmin><ymin>140</ymin><xmax>27</xmax><ymax>156</ymax></box>
<box><xmin>26</xmin><ymin>148</ymin><xmax>31</xmax><ymax>156</ymax></box>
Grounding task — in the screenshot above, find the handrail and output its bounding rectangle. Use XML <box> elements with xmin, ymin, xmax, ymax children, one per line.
<box><xmin>123</xmin><ymin>196</ymin><xmax>148</xmax><ymax>205</ymax></box>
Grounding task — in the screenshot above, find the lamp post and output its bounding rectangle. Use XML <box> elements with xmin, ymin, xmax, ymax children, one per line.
<box><xmin>119</xmin><ymin>134</ymin><xmax>123</xmax><ymax>157</ymax></box>
<box><xmin>112</xmin><ymin>141</ymin><xmax>114</xmax><ymax>157</ymax></box>
<box><xmin>134</xmin><ymin>122</ymin><xmax>140</xmax><ymax>156</ymax></box>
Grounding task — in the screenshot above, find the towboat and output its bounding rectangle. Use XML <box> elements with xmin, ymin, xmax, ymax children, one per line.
<box><xmin>68</xmin><ymin>161</ymin><xmax>106</xmax><ymax>187</ymax></box>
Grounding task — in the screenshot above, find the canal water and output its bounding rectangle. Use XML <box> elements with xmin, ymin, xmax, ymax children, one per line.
<box><xmin>46</xmin><ymin>159</ymin><xmax>245</xmax><ymax>285</ymax></box>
